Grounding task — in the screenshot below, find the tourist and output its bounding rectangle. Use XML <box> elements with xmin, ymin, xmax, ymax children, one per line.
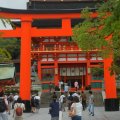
<box><xmin>49</xmin><ymin>98</ymin><xmax>59</xmax><ymax>120</ymax></box>
<box><xmin>31</xmin><ymin>94</ymin><xmax>36</xmax><ymax>113</ymax></box>
<box><xmin>74</xmin><ymin>81</ymin><xmax>79</xmax><ymax>91</ymax></box>
<box><xmin>13</xmin><ymin>97</ymin><xmax>25</xmax><ymax>120</ymax></box>
<box><xmin>67</xmin><ymin>92</ymin><xmax>73</xmax><ymax>110</ymax></box>
<box><xmin>59</xmin><ymin>92</ymin><xmax>66</xmax><ymax>111</ymax></box>
<box><xmin>34</xmin><ymin>93</ymin><xmax>40</xmax><ymax>112</ymax></box>
<box><xmin>8</xmin><ymin>93</ymin><xmax>14</xmax><ymax>114</ymax></box>
<box><xmin>64</xmin><ymin>83</ymin><xmax>69</xmax><ymax>93</ymax></box>
<box><xmin>13</xmin><ymin>93</ymin><xmax>19</xmax><ymax>105</ymax></box>
<box><xmin>60</xmin><ymin>80</ymin><xmax>64</xmax><ymax>90</ymax></box>
<box><xmin>81</xmin><ymin>91</ymin><xmax>87</xmax><ymax>111</ymax></box>
<box><xmin>88</xmin><ymin>91</ymin><xmax>94</xmax><ymax>116</ymax></box>
<box><xmin>69</xmin><ymin>96</ymin><xmax>82</xmax><ymax>120</ymax></box>
<box><xmin>0</xmin><ymin>90</ymin><xmax>9</xmax><ymax>120</ymax></box>
<box><xmin>72</xmin><ymin>92</ymin><xmax>79</xmax><ymax>98</ymax></box>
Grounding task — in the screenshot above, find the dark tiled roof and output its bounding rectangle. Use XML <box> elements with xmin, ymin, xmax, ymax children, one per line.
<box><xmin>28</xmin><ymin>0</ymin><xmax>102</xmax><ymax>10</ymax></box>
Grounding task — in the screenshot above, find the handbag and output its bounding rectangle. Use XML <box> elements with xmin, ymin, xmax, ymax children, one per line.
<box><xmin>69</xmin><ymin>103</ymin><xmax>76</xmax><ymax>117</ymax></box>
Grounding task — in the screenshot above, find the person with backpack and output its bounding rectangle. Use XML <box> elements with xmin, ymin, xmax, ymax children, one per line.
<box><xmin>0</xmin><ymin>90</ymin><xmax>9</xmax><ymax>120</ymax></box>
<box><xmin>31</xmin><ymin>95</ymin><xmax>36</xmax><ymax>113</ymax></box>
<box><xmin>13</xmin><ymin>97</ymin><xmax>25</xmax><ymax>120</ymax></box>
<box><xmin>34</xmin><ymin>93</ymin><xmax>40</xmax><ymax>113</ymax></box>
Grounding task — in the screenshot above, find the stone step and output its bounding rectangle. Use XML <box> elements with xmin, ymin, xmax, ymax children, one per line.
<box><xmin>40</xmin><ymin>91</ymin><xmax>104</xmax><ymax>108</ymax></box>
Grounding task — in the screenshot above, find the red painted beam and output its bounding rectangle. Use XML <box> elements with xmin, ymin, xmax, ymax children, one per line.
<box><xmin>31</xmin><ymin>28</ymin><xmax>72</xmax><ymax>37</ymax></box>
<box><xmin>0</xmin><ymin>12</ymin><xmax>98</xmax><ymax>19</ymax></box>
<box><xmin>0</xmin><ymin>28</ymin><xmax>21</xmax><ymax>38</ymax></box>
<box><xmin>0</xmin><ymin>28</ymin><xmax>72</xmax><ymax>37</ymax></box>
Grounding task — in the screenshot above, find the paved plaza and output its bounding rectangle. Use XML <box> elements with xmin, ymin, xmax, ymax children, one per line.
<box><xmin>8</xmin><ymin>107</ymin><xmax>120</xmax><ymax>120</ymax></box>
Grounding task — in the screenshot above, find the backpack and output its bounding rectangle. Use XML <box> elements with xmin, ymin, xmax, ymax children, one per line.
<box><xmin>15</xmin><ymin>104</ymin><xmax>23</xmax><ymax>116</ymax></box>
<box><xmin>0</xmin><ymin>98</ymin><xmax>6</xmax><ymax>112</ymax></box>
<box><xmin>34</xmin><ymin>99</ymin><xmax>40</xmax><ymax>106</ymax></box>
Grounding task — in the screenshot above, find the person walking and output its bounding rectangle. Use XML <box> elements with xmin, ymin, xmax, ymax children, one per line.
<box><xmin>81</xmin><ymin>91</ymin><xmax>86</xmax><ymax>111</ymax></box>
<box><xmin>13</xmin><ymin>97</ymin><xmax>25</xmax><ymax>120</ymax></box>
<box><xmin>0</xmin><ymin>90</ymin><xmax>9</xmax><ymax>120</ymax></box>
<box><xmin>8</xmin><ymin>93</ymin><xmax>14</xmax><ymax>114</ymax></box>
<box><xmin>67</xmin><ymin>92</ymin><xmax>73</xmax><ymax>110</ymax></box>
<box><xmin>59</xmin><ymin>92</ymin><xmax>66</xmax><ymax>111</ymax></box>
<box><xmin>13</xmin><ymin>93</ymin><xmax>19</xmax><ymax>108</ymax></box>
<box><xmin>31</xmin><ymin>95</ymin><xmax>36</xmax><ymax>113</ymax></box>
<box><xmin>69</xmin><ymin>96</ymin><xmax>83</xmax><ymax>120</ymax></box>
<box><xmin>88</xmin><ymin>91</ymin><xmax>94</xmax><ymax>116</ymax></box>
<box><xmin>49</xmin><ymin>98</ymin><xmax>59</xmax><ymax>120</ymax></box>
<box><xmin>34</xmin><ymin>93</ymin><xmax>40</xmax><ymax>113</ymax></box>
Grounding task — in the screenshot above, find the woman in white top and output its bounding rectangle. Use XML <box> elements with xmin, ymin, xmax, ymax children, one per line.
<box><xmin>70</xmin><ymin>96</ymin><xmax>82</xmax><ymax>120</ymax></box>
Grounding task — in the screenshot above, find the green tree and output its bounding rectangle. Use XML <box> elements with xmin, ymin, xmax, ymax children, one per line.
<box><xmin>72</xmin><ymin>0</ymin><xmax>120</xmax><ymax>74</ymax></box>
<box><xmin>0</xmin><ymin>19</ymin><xmax>20</xmax><ymax>61</ymax></box>
<box><xmin>0</xmin><ymin>48</ymin><xmax>11</xmax><ymax>63</ymax></box>
<box><xmin>0</xmin><ymin>38</ymin><xmax>20</xmax><ymax>59</ymax></box>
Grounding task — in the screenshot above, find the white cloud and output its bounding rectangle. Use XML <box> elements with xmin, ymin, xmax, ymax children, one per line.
<box><xmin>0</xmin><ymin>0</ymin><xmax>29</xmax><ymax>29</ymax></box>
<box><xmin>0</xmin><ymin>0</ymin><xmax>29</xmax><ymax>30</ymax></box>
<box><xmin>0</xmin><ymin>0</ymin><xmax>29</xmax><ymax>9</ymax></box>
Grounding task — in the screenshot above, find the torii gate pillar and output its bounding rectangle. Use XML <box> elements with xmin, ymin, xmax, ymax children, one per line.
<box><xmin>20</xmin><ymin>19</ymin><xmax>32</xmax><ymax>111</ymax></box>
<box><xmin>104</xmin><ymin>35</ymin><xmax>119</xmax><ymax>111</ymax></box>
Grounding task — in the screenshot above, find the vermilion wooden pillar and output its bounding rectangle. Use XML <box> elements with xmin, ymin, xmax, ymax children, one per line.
<box><xmin>104</xmin><ymin>35</ymin><xmax>119</xmax><ymax>111</ymax></box>
<box><xmin>54</xmin><ymin>57</ymin><xmax>59</xmax><ymax>86</ymax></box>
<box><xmin>104</xmin><ymin>57</ymin><xmax>117</xmax><ymax>98</ymax></box>
<box><xmin>37</xmin><ymin>60</ymin><xmax>42</xmax><ymax>81</ymax></box>
<box><xmin>62</xmin><ymin>19</ymin><xmax>72</xmax><ymax>34</ymax></box>
<box><xmin>104</xmin><ymin>34</ymin><xmax>117</xmax><ymax>98</ymax></box>
<box><xmin>86</xmin><ymin>53</ymin><xmax>91</xmax><ymax>86</ymax></box>
<box><xmin>104</xmin><ymin>56</ymin><xmax>119</xmax><ymax>111</ymax></box>
<box><xmin>20</xmin><ymin>19</ymin><xmax>32</xmax><ymax>100</ymax></box>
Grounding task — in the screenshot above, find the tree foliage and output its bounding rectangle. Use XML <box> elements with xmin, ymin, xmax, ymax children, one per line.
<box><xmin>0</xmin><ymin>38</ymin><xmax>20</xmax><ymax>60</ymax></box>
<box><xmin>72</xmin><ymin>0</ymin><xmax>120</xmax><ymax>74</ymax></box>
<box><xmin>0</xmin><ymin>48</ymin><xmax>11</xmax><ymax>63</ymax></box>
<box><xmin>0</xmin><ymin>19</ymin><xmax>20</xmax><ymax>62</ymax></box>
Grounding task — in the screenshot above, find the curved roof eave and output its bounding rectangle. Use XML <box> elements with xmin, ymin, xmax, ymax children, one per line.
<box><xmin>0</xmin><ymin>7</ymin><xmax>97</xmax><ymax>14</ymax></box>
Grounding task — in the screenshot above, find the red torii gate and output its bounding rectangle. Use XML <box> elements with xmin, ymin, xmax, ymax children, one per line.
<box><xmin>0</xmin><ymin>7</ymin><xmax>118</xmax><ymax>111</ymax></box>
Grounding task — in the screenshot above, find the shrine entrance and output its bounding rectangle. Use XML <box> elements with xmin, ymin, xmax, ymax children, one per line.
<box><xmin>0</xmin><ymin>6</ymin><xmax>119</xmax><ymax>111</ymax></box>
<box><xmin>59</xmin><ymin>64</ymin><xmax>86</xmax><ymax>90</ymax></box>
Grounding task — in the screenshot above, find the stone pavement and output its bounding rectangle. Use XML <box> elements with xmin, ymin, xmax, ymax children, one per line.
<box><xmin>8</xmin><ymin>107</ymin><xmax>120</xmax><ymax>120</ymax></box>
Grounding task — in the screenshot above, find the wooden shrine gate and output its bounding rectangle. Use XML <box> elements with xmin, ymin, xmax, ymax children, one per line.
<box><xmin>0</xmin><ymin>7</ymin><xmax>119</xmax><ymax>111</ymax></box>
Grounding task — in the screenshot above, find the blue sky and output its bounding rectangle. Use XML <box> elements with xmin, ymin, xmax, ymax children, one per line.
<box><xmin>0</xmin><ymin>0</ymin><xmax>28</xmax><ymax>9</ymax></box>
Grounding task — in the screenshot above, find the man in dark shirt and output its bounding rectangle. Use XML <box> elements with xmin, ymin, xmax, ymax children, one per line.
<box><xmin>49</xmin><ymin>98</ymin><xmax>59</xmax><ymax>120</ymax></box>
